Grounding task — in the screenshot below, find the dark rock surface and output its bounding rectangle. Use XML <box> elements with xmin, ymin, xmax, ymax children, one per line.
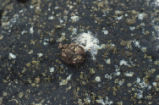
<box><xmin>0</xmin><ymin>0</ymin><xmax>159</xmax><ymax>105</ymax></box>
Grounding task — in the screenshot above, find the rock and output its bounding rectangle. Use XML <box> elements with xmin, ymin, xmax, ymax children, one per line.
<box><xmin>59</xmin><ymin>43</ymin><xmax>86</xmax><ymax>65</ymax></box>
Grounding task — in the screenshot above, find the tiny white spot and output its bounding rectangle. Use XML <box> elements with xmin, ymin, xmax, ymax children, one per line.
<box><xmin>133</xmin><ymin>40</ymin><xmax>141</xmax><ymax>48</ymax></box>
<box><xmin>59</xmin><ymin>74</ymin><xmax>72</xmax><ymax>86</ymax></box>
<box><xmin>129</xmin><ymin>26</ymin><xmax>135</xmax><ymax>31</ymax></box>
<box><xmin>155</xmin><ymin>0</ymin><xmax>159</xmax><ymax>6</ymax></box>
<box><xmin>124</xmin><ymin>72</ymin><xmax>134</xmax><ymax>77</ymax></box>
<box><xmin>104</xmin><ymin>74</ymin><xmax>112</xmax><ymax>80</ymax></box>
<box><xmin>105</xmin><ymin>58</ymin><xmax>111</xmax><ymax>64</ymax></box>
<box><xmin>30</xmin><ymin>5</ymin><xmax>34</xmax><ymax>9</ymax></box>
<box><xmin>115</xmin><ymin>71</ymin><xmax>121</xmax><ymax>76</ymax></box>
<box><xmin>125</xmin><ymin>13</ymin><xmax>128</xmax><ymax>17</ymax></box>
<box><xmin>72</xmin><ymin>28</ymin><xmax>77</xmax><ymax>35</ymax></box>
<box><xmin>116</xmin><ymin>15</ymin><xmax>123</xmax><ymax>20</ymax></box>
<box><xmin>21</xmin><ymin>30</ymin><xmax>27</xmax><ymax>35</ymax></box>
<box><xmin>48</xmin><ymin>16</ymin><xmax>54</xmax><ymax>20</ymax></box>
<box><xmin>95</xmin><ymin>76</ymin><xmax>101</xmax><ymax>82</ymax></box>
<box><xmin>55</xmin><ymin>6</ymin><xmax>59</xmax><ymax>9</ymax></box>
<box><xmin>30</xmin><ymin>27</ymin><xmax>34</xmax><ymax>34</ymax></box>
<box><xmin>43</xmin><ymin>38</ymin><xmax>49</xmax><ymax>46</ymax></box>
<box><xmin>102</xmin><ymin>30</ymin><xmax>109</xmax><ymax>35</ymax></box>
<box><xmin>9</xmin><ymin>53</ymin><xmax>16</xmax><ymax>59</ymax></box>
<box><xmin>137</xmin><ymin>91</ymin><xmax>143</xmax><ymax>99</ymax></box>
<box><xmin>120</xmin><ymin>59</ymin><xmax>128</xmax><ymax>66</ymax></box>
<box><xmin>71</xmin><ymin>15</ymin><xmax>80</xmax><ymax>22</ymax></box>
<box><xmin>37</xmin><ymin>53</ymin><xmax>43</xmax><ymax>57</ymax></box>
<box><xmin>19</xmin><ymin>9</ymin><xmax>24</xmax><ymax>13</ymax></box>
<box><xmin>118</xmin><ymin>80</ymin><xmax>124</xmax><ymax>86</ymax></box>
<box><xmin>137</xmin><ymin>77</ymin><xmax>141</xmax><ymax>83</ymax></box>
<box><xmin>59</xmin><ymin>19</ymin><xmax>64</xmax><ymax>23</ymax></box>
<box><xmin>152</xmin><ymin>82</ymin><xmax>157</xmax><ymax>86</ymax></box>
<box><xmin>49</xmin><ymin>67</ymin><xmax>55</xmax><ymax>73</ymax></box>
<box><xmin>138</xmin><ymin>13</ymin><xmax>146</xmax><ymax>20</ymax></box>
<box><xmin>96</xmin><ymin>96</ymin><xmax>113</xmax><ymax>105</ymax></box>
<box><xmin>67</xmin><ymin>75</ymin><xmax>72</xmax><ymax>80</ymax></box>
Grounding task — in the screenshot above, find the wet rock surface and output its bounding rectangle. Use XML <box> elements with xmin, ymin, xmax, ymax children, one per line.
<box><xmin>0</xmin><ymin>0</ymin><xmax>159</xmax><ymax>105</ymax></box>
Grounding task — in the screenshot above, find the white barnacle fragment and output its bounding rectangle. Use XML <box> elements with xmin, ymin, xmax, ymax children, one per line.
<box><xmin>9</xmin><ymin>53</ymin><xmax>16</xmax><ymax>59</ymax></box>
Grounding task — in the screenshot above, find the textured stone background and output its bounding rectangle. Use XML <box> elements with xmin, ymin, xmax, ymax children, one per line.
<box><xmin>0</xmin><ymin>0</ymin><xmax>159</xmax><ymax>105</ymax></box>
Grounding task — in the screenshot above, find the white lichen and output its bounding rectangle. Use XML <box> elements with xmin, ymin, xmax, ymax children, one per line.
<box><xmin>74</xmin><ymin>32</ymin><xmax>100</xmax><ymax>60</ymax></box>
